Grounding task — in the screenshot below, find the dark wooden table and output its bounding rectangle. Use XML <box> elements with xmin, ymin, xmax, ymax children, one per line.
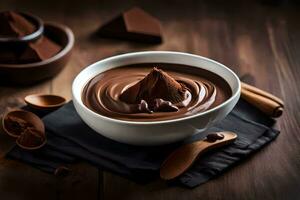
<box><xmin>1</xmin><ymin>0</ymin><xmax>300</xmax><ymax>199</ymax></box>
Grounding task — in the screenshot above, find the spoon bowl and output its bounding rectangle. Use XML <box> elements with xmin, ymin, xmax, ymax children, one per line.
<box><xmin>25</xmin><ymin>94</ymin><xmax>66</xmax><ymax>110</ymax></box>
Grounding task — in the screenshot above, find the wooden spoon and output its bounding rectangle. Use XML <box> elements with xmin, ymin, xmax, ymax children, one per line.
<box><xmin>2</xmin><ymin>110</ymin><xmax>46</xmax><ymax>150</ymax></box>
<box><xmin>160</xmin><ymin>132</ymin><xmax>237</xmax><ymax>180</ymax></box>
<box><xmin>24</xmin><ymin>94</ymin><xmax>66</xmax><ymax>110</ymax></box>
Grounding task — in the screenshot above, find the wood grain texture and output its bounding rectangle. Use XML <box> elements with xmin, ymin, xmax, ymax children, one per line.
<box><xmin>0</xmin><ymin>0</ymin><xmax>300</xmax><ymax>200</ymax></box>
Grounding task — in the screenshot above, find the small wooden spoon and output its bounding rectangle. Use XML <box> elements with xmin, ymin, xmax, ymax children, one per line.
<box><xmin>24</xmin><ymin>94</ymin><xmax>66</xmax><ymax>110</ymax></box>
<box><xmin>2</xmin><ymin>110</ymin><xmax>46</xmax><ymax>150</ymax></box>
<box><xmin>160</xmin><ymin>132</ymin><xmax>237</xmax><ymax>180</ymax></box>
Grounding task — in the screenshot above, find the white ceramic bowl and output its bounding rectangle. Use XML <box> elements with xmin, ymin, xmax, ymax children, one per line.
<box><xmin>72</xmin><ymin>51</ymin><xmax>241</xmax><ymax>146</ymax></box>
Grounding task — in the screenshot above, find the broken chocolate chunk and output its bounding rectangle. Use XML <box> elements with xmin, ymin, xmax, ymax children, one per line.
<box><xmin>4</xmin><ymin>115</ymin><xmax>33</xmax><ymax>136</ymax></box>
<box><xmin>153</xmin><ymin>98</ymin><xmax>179</xmax><ymax>112</ymax></box>
<box><xmin>19</xmin><ymin>36</ymin><xmax>62</xmax><ymax>63</ymax></box>
<box><xmin>16</xmin><ymin>127</ymin><xmax>45</xmax><ymax>148</ymax></box>
<box><xmin>97</xmin><ymin>7</ymin><xmax>162</xmax><ymax>44</ymax></box>
<box><xmin>206</xmin><ymin>133</ymin><xmax>225</xmax><ymax>142</ymax></box>
<box><xmin>138</xmin><ymin>100</ymin><xmax>153</xmax><ymax>113</ymax></box>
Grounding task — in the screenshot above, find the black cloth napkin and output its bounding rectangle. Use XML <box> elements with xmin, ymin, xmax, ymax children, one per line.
<box><xmin>7</xmin><ymin>99</ymin><xmax>279</xmax><ymax>188</ymax></box>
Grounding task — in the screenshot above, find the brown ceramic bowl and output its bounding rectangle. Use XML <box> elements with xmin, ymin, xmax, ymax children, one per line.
<box><xmin>0</xmin><ymin>22</ymin><xmax>74</xmax><ymax>85</ymax></box>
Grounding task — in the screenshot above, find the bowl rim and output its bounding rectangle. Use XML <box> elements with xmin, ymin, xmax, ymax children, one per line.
<box><xmin>0</xmin><ymin>22</ymin><xmax>74</xmax><ymax>68</ymax></box>
<box><xmin>72</xmin><ymin>51</ymin><xmax>241</xmax><ymax>125</ymax></box>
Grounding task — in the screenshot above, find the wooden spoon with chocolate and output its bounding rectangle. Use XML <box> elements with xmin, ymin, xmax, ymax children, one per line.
<box><xmin>2</xmin><ymin>110</ymin><xmax>46</xmax><ymax>150</ymax></box>
<box><xmin>25</xmin><ymin>94</ymin><xmax>66</xmax><ymax>110</ymax></box>
<box><xmin>160</xmin><ymin>132</ymin><xmax>237</xmax><ymax>180</ymax></box>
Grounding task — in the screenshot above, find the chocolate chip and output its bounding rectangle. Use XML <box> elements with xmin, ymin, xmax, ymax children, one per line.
<box><xmin>138</xmin><ymin>100</ymin><xmax>153</xmax><ymax>113</ymax></box>
<box><xmin>153</xmin><ymin>98</ymin><xmax>179</xmax><ymax>112</ymax></box>
<box><xmin>206</xmin><ymin>133</ymin><xmax>224</xmax><ymax>142</ymax></box>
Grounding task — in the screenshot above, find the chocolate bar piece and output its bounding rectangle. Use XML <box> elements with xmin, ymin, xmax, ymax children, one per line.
<box><xmin>19</xmin><ymin>36</ymin><xmax>62</xmax><ymax>63</ymax></box>
<box><xmin>97</xmin><ymin>7</ymin><xmax>163</xmax><ymax>44</ymax></box>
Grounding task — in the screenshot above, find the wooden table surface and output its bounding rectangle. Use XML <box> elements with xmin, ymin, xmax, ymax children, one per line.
<box><xmin>1</xmin><ymin>0</ymin><xmax>300</xmax><ymax>199</ymax></box>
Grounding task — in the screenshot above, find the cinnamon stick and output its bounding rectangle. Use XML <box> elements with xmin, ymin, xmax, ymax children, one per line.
<box><xmin>241</xmin><ymin>82</ymin><xmax>284</xmax><ymax>118</ymax></box>
<box><xmin>241</xmin><ymin>82</ymin><xmax>284</xmax><ymax>106</ymax></box>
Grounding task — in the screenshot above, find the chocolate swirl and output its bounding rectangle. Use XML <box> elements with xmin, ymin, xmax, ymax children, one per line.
<box><xmin>82</xmin><ymin>64</ymin><xmax>231</xmax><ymax>121</ymax></box>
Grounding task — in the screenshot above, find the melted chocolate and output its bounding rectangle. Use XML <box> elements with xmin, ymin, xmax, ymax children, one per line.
<box><xmin>82</xmin><ymin>63</ymin><xmax>232</xmax><ymax>121</ymax></box>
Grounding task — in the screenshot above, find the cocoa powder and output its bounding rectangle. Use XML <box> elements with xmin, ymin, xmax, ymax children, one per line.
<box><xmin>120</xmin><ymin>67</ymin><xmax>187</xmax><ymax>106</ymax></box>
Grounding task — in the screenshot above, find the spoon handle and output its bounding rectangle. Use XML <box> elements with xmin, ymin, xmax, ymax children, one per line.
<box><xmin>160</xmin><ymin>132</ymin><xmax>237</xmax><ymax>180</ymax></box>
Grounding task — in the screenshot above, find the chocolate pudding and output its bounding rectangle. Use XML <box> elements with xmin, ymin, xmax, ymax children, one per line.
<box><xmin>82</xmin><ymin>63</ymin><xmax>232</xmax><ymax>121</ymax></box>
